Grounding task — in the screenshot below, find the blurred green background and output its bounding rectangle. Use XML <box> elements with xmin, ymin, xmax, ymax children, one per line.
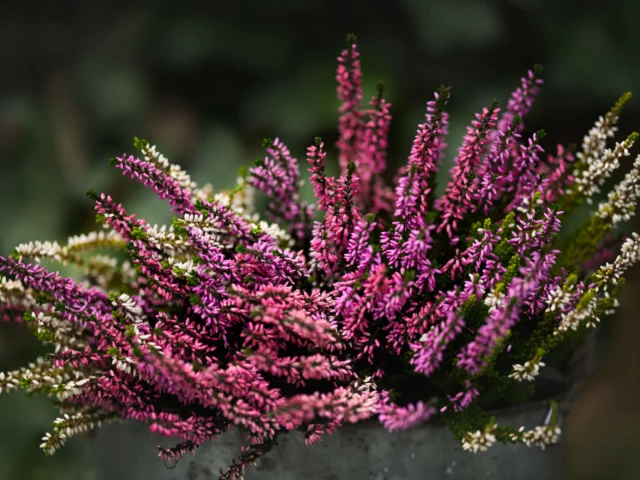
<box><xmin>1</xmin><ymin>1</ymin><xmax>639</xmax><ymax>479</ymax></box>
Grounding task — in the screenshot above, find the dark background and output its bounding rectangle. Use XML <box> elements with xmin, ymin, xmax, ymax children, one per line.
<box><xmin>0</xmin><ymin>1</ymin><xmax>639</xmax><ymax>478</ymax></box>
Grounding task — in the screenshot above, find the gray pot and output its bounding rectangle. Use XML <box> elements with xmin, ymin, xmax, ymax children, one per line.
<box><xmin>93</xmin><ymin>401</ymin><xmax>564</xmax><ymax>480</ymax></box>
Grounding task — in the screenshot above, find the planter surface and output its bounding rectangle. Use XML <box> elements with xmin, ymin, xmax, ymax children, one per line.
<box><xmin>94</xmin><ymin>402</ymin><xmax>563</xmax><ymax>480</ymax></box>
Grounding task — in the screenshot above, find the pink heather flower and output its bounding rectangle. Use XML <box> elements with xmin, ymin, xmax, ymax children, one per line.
<box><xmin>436</xmin><ymin>102</ymin><xmax>500</xmax><ymax>239</ymax></box>
<box><xmin>505</xmin><ymin>131</ymin><xmax>546</xmax><ymax>212</ymax></box>
<box><xmin>538</xmin><ymin>144</ymin><xmax>576</xmax><ymax>206</ymax></box>
<box><xmin>377</xmin><ymin>390</ymin><xmax>436</xmax><ymax>431</ymax></box>
<box><xmin>250</xmin><ymin>137</ymin><xmax>313</xmax><ymax>243</ymax></box>
<box><xmin>475</xmin><ymin>117</ymin><xmax>522</xmax><ymax>214</ymax></box>
<box><xmin>394</xmin><ymin>87</ymin><xmax>451</xmax><ymax>232</ymax></box>
<box><xmin>497</xmin><ymin>66</ymin><xmax>544</xmax><ymax>135</ymax></box>
<box><xmin>447</xmin><ymin>380</ymin><xmax>480</xmax><ymax>412</ymax></box>
<box><xmin>336</xmin><ymin>36</ymin><xmax>364</xmax><ymax>175</ymax></box>
<box><xmin>355</xmin><ymin>85</ymin><xmax>395</xmax><ymax>213</ymax></box>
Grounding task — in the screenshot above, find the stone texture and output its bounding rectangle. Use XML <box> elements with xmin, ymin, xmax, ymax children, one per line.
<box><xmin>94</xmin><ymin>402</ymin><xmax>563</xmax><ymax>480</ymax></box>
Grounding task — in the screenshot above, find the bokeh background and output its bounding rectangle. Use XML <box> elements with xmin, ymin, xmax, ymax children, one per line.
<box><xmin>1</xmin><ymin>1</ymin><xmax>639</xmax><ymax>478</ymax></box>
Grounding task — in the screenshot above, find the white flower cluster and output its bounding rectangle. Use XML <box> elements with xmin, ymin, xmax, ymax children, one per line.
<box><xmin>573</xmin><ymin>136</ymin><xmax>636</xmax><ymax>203</ymax></box>
<box><xmin>143</xmin><ymin>144</ymin><xmax>197</xmax><ymax>191</ymax></box>
<box><xmin>111</xmin><ymin>293</ymin><xmax>145</xmax><ymax>323</ymax></box>
<box><xmin>182</xmin><ymin>205</ymin><xmax>290</xmax><ymax>250</ymax></box>
<box><xmin>556</xmin><ymin>234</ymin><xmax>640</xmax><ymax>335</ymax></box>
<box><xmin>576</xmin><ymin>113</ymin><xmax>619</xmax><ymax>169</ymax></box>
<box><xmin>16</xmin><ymin>231</ymin><xmax>124</xmax><ymax>266</ymax></box>
<box><xmin>509</xmin><ymin>359</ymin><xmax>546</xmax><ymax>382</ymax></box>
<box><xmin>170</xmin><ymin>258</ymin><xmax>196</xmax><ymax>277</ymax></box>
<box><xmin>146</xmin><ymin>224</ymin><xmax>193</xmax><ymax>256</ymax></box>
<box><xmin>254</xmin><ymin>220</ymin><xmax>294</xmax><ymax>248</ymax></box>
<box><xmin>509</xmin><ymin>425</ymin><xmax>561</xmax><ymax>450</ymax></box>
<box><xmin>181</xmin><ymin>212</ymin><xmax>227</xmax><ymax>247</ymax></box>
<box><xmin>544</xmin><ymin>285</ymin><xmax>572</xmax><ymax>314</ymax></box>
<box><xmin>212</xmin><ymin>189</ymin><xmax>259</xmax><ymax>222</ymax></box>
<box><xmin>0</xmin><ymin>276</ymin><xmax>33</xmax><ymax>307</ymax></box>
<box><xmin>593</xmin><ymin>233</ymin><xmax>640</xmax><ymax>293</ymax></box>
<box><xmin>597</xmin><ymin>155</ymin><xmax>640</xmax><ymax>226</ymax></box>
<box><xmin>462</xmin><ymin>414</ymin><xmax>560</xmax><ymax>454</ymax></box>
<box><xmin>67</xmin><ymin>230</ymin><xmax>124</xmax><ymax>251</ymax></box>
<box><xmin>112</xmin><ymin>356</ymin><xmax>138</xmax><ymax>377</ymax></box>
<box><xmin>556</xmin><ymin>295</ymin><xmax>598</xmax><ymax>334</ymax></box>
<box><xmin>462</xmin><ymin>423</ymin><xmax>497</xmax><ymax>453</ymax></box>
<box><xmin>15</xmin><ymin>240</ymin><xmax>64</xmax><ymax>263</ymax></box>
<box><xmin>0</xmin><ymin>357</ymin><xmax>91</xmax><ymax>400</ymax></box>
<box><xmin>484</xmin><ymin>290</ymin><xmax>505</xmax><ymax>312</ymax></box>
<box><xmin>82</xmin><ymin>254</ymin><xmax>118</xmax><ymax>289</ymax></box>
<box><xmin>28</xmin><ymin>310</ymin><xmax>88</xmax><ymax>351</ymax></box>
<box><xmin>230</xmin><ymin>176</ymin><xmax>257</xmax><ymax>219</ymax></box>
<box><xmin>40</xmin><ymin>431</ymin><xmax>67</xmax><ymax>456</ymax></box>
<box><xmin>57</xmin><ymin>378</ymin><xmax>92</xmax><ymax>400</ymax></box>
<box><xmin>346</xmin><ymin>376</ymin><xmax>378</xmax><ymax>420</ymax></box>
<box><xmin>41</xmin><ymin>411</ymin><xmax>120</xmax><ymax>455</ymax></box>
<box><xmin>193</xmin><ymin>182</ymin><xmax>214</xmax><ymax>202</ymax></box>
<box><xmin>0</xmin><ymin>371</ymin><xmax>20</xmax><ymax>393</ymax></box>
<box><xmin>54</xmin><ymin>412</ymin><xmax>113</xmax><ymax>438</ymax></box>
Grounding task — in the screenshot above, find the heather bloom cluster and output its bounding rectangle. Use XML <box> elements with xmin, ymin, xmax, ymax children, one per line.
<box><xmin>1</xmin><ymin>36</ymin><xmax>639</xmax><ymax>478</ymax></box>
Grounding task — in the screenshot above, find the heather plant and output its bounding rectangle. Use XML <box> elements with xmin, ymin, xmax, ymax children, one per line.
<box><xmin>1</xmin><ymin>35</ymin><xmax>639</xmax><ymax>477</ymax></box>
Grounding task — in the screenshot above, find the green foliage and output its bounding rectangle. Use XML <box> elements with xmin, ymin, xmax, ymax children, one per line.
<box><xmin>133</xmin><ymin>137</ymin><xmax>149</xmax><ymax>153</ymax></box>
<box><xmin>130</xmin><ymin>227</ymin><xmax>148</xmax><ymax>241</ymax></box>
<box><xmin>171</xmin><ymin>217</ymin><xmax>189</xmax><ymax>238</ymax></box>
<box><xmin>502</xmin><ymin>254</ymin><xmax>521</xmax><ymax>285</ymax></box>
<box><xmin>445</xmin><ymin>405</ymin><xmax>491</xmax><ymax>440</ymax></box>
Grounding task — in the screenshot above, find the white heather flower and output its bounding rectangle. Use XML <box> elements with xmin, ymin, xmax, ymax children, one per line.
<box><xmin>83</xmin><ymin>254</ymin><xmax>118</xmax><ymax>288</ymax></box>
<box><xmin>577</xmin><ymin>112</ymin><xmax>619</xmax><ymax>169</ymax></box>
<box><xmin>171</xmin><ymin>259</ymin><xmax>196</xmax><ymax>276</ymax></box>
<box><xmin>146</xmin><ymin>224</ymin><xmax>192</xmax><ymax>256</ymax></box>
<box><xmin>462</xmin><ymin>423</ymin><xmax>497</xmax><ymax>453</ymax></box>
<box><xmin>181</xmin><ymin>213</ymin><xmax>228</xmax><ymax>247</ymax></box>
<box><xmin>556</xmin><ymin>234</ymin><xmax>640</xmax><ymax>335</ymax></box>
<box><xmin>510</xmin><ymin>425</ymin><xmax>561</xmax><ymax>450</ymax></box>
<box><xmin>67</xmin><ymin>230</ymin><xmax>123</xmax><ymax>251</ymax></box>
<box><xmin>0</xmin><ymin>276</ymin><xmax>34</xmax><ymax>307</ymax></box>
<box><xmin>144</xmin><ymin>144</ymin><xmax>197</xmax><ymax>191</ymax></box>
<box><xmin>15</xmin><ymin>232</ymin><xmax>125</xmax><ymax>273</ymax></box>
<box><xmin>113</xmin><ymin>356</ymin><xmax>137</xmax><ymax>376</ymax></box>
<box><xmin>40</xmin><ymin>431</ymin><xmax>67</xmax><ymax>455</ymax></box>
<box><xmin>49</xmin><ymin>411</ymin><xmax>119</xmax><ymax>446</ymax></box>
<box><xmin>555</xmin><ymin>297</ymin><xmax>597</xmax><ymax>334</ymax></box>
<box><xmin>15</xmin><ymin>240</ymin><xmax>63</xmax><ymax>262</ymax></box>
<box><xmin>573</xmin><ymin>136</ymin><xmax>636</xmax><ymax>202</ymax></box>
<box><xmin>193</xmin><ymin>182</ymin><xmax>214</xmax><ymax>202</ymax></box>
<box><xmin>544</xmin><ymin>285</ymin><xmax>571</xmax><ymax>313</ymax></box>
<box><xmin>593</xmin><ymin>233</ymin><xmax>640</xmax><ymax>292</ymax></box>
<box><xmin>57</xmin><ymin>380</ymin><xmax>85</xmax><ymax>400</ymax></box>
<box><xmin>532</xmin><ymin>425</ymin><xmax>562</xmax><ymax>450</ymax></box>
<box><xmin>113</xmin><ymin>293</ymin><xmax>145</xmax><ymax>322</ymax></box>
<box><xmin>212</xmin><ymin>192</ymin><xmax>232</xmax><ymax>208</ymax></box>
<box><xmin>256</xmin><ymin>220</ymin><xmax>293</xmax><ymax>247</ymax></box>
<box><xmin>484</xmin><ymin>290</ymin><xmax>504</xmax><ymax>312</ymax></box>
<box><xmin>509</xmin><ymin>359</ymin><xmax>546</xmax><ymax>382</ymax></box>
<box><xmin>597</xmin><ymin>155</ymin><xmax>640</xmax><ymax>226</ymax></box>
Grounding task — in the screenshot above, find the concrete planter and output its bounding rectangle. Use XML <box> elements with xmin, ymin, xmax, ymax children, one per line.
<box><xmin>94</xmin><ymin>401</ymin><xmax>563</xmax><ymax>480</ymax></box>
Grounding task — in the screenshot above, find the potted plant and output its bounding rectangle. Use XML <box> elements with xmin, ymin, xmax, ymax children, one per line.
<box><xmin>0</xmin><ymin>35</ymin><xmax>637</xmax><ymax>479</ymax></box>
